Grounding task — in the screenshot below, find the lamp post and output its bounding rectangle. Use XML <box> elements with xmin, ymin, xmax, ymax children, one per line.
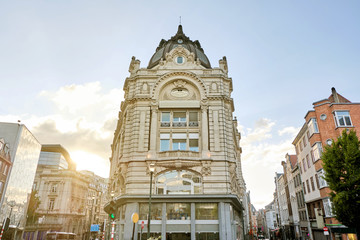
<box><xmin>147</xmin><ymin>164</ymin><xmax>155</xmax><ymax>239</ymax></box>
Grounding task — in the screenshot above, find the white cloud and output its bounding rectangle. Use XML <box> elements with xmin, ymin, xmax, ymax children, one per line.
<box><xmin>1</xmin><ymin>82</ymin><xmax>124</xmax><ymax>178</ymax></box>
<box><xmin>239</xmin><ymin>118</ymin><xmax>297</xmax><ymax>209</ymax></box>
<box><xmin>278</xmin><ymin>126</ymin><xmax>300</xmax><ymax>137</ymax></box>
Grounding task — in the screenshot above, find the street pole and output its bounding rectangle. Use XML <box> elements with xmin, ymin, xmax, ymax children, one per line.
<box><xmin>88</xmin><ymin>197</ymin><xmax>95</xmax><ymax>240</ymax></box>
<box><xmin>147</xmin><ymin>164</ymin><xmax>155</xmax><ymax>239</ymax></box>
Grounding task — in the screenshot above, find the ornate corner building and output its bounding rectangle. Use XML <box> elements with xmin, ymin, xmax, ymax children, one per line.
<box><xmin>107</xmin><ymin>25</ymin><xmax>246</xmax><ymax>240</ymax></box>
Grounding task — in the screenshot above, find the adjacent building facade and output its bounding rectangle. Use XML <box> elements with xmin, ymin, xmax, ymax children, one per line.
<box><xmin>25</xmin><ymin>144</ymin><xmax>109</xmax><ymax>240</ymax></box>
<box><xmin>0</xmin><ymin>122</ymin><xmax>41</xmax><ymax>239</ymax></box>
<box><xmin>107</xmin><ymin>25</ymin><xmax>246</xmax><ymax>240</ymax></box>
<box><xmin>293</xmin><ymin>88</ymin><xmax>360</xmax><ymax>240</ymax></box>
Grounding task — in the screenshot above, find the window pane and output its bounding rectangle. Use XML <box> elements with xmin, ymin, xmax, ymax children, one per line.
<box><xmin>195</xmin><ymin>203</ymin><xmax>218</xmax><ymax>220</ymax></box>
<box><xmin>160</xmin><ymin>140</ymin><xmax>170</xmax><ymax>151</ymax></box>
<box><xmin>189</xmin><ymin>112</ymin><xmax>198</xmax><ymax>121</ymax></box>
<box><xmin>173</xmin><ymin>112</ymin><xmax>186</xmax><ymax>122</ymax></box>
<box><xmin>161</xmin><ymin>112</ymin><xmax>170</xmax><ymax>122</ymax></box>
<box><xmin>166</xmin><ymin>203</ymin><xmax>190</xmax><ymax>220</ymax></box>
<box><xmin>345</xmin><ymin>116</ymin><xmax>352</xmax><ymax>126</ymax></box>
<box><xmin>189</xmin><ymin>139</ymin><xmax>199</xmax><ymax>152</ymax></box>
<box><xmin>173</xmin><ymin>140</ymin><xmax>186</xmax><ymax>150</ymax></box>
<box><xmin>139</xmin><ymin>203</ymin><xmax>162</xmax><ymax>220</ymax></box>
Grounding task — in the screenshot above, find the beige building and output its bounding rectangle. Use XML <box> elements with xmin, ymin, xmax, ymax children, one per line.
<box><xmin>25</xmin><ymin>145</ymin><xmax>108</xmax><ymax>240</ymax></box>
<box><xmin>107</xmin><ymin>25</ymin><xmax>246</xmax><ymax>240</ymax></box>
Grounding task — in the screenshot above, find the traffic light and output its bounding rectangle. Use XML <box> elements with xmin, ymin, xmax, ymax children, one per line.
<box><xmin>109</xmin><ymin>205</ymin><xmax>116</xmax><ymax>219</ymax></box>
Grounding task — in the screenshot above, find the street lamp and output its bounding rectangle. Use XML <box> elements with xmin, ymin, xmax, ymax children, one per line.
<box><xmin>147</xmin><ymin>164</ymin><xmax>155</xmax><ymax>239</ymax></box>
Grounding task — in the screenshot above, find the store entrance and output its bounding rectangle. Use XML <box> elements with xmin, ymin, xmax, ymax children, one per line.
<box><xmin>166</xmin><ymin>233</ymin><xmax>191</xmax><ymax>240</ymax></box>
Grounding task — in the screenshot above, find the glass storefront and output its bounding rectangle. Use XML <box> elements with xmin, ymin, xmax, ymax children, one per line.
<box><xmin>166</xmin><ymin>203</ymin><xmax>191</xmax><ymax>220</ymax></box>
<box><xmin>139</xmin><ymin>203</ymin><xmax>163</xmax><ymax>220</ymax></box>
<box><xmin>195</xmin><ymin>203</ymin><xmax>218</xmax><ymax>220</ymax></box>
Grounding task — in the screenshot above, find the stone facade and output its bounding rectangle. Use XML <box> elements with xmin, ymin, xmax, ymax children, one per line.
<box><xmin>107</xmin><ymin>25</ymin><xmax>246</xmax><ymax>240</ymax></box>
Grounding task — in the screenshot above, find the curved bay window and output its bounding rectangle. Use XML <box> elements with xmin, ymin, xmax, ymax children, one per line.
<box><xmin>155</xmin><ymin>170</ymin><xmax>202</xmax><ymax>195</ymax></box>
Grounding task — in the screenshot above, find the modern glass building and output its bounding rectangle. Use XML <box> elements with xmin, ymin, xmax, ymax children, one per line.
<box><xmin>0</xmin><ymin>122</ymin><xmax>41</xmax><ymax>239</ymax></box>
<box><xmin>106</xmin><ymin>26</ymin><xmax>246</xmax><ymax>240</ymax></box>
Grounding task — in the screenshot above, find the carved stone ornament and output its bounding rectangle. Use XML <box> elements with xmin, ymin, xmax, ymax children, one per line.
<box><xmin>173</xmin><ymin>80</ymin><xmax>187</xmax><ymax>88</ymax></box>
<box><xmin>201</xmin><ymin>161</ymin><xmax>212</xmax><ymax>175</ymax></box>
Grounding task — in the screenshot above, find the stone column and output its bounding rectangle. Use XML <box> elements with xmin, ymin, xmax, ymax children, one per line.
<box><xmin>201</xmin><ymin>105</ymin><xmax>209</xmax><ymax>158</ymax></box>
<box><xmin>191</xmin><ymin>203</ymin><xmax>196</xmax><ymax>240</ymax></box>
<box><xmin>149</xmin><ymin>105</ymin><xmax>158</xmax><ymax>152</ymax></box>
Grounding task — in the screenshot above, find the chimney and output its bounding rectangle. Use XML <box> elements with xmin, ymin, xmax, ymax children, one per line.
<box><xmin>332</xmin><ymin>87</ymin><xmax>340</xmax><ymax>103</ymax></box>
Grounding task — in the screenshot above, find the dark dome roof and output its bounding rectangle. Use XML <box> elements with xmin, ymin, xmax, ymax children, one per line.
<box><xmin>147</xmin><ymin>25</ymin><xmax>211</xmax><ymax>69</ymax></box>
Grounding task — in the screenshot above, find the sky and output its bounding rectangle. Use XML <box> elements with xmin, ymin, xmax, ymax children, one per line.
<box><xmin>1</xmin><ymin>1</ymin><xmax>360</xmax><ymax>209</ymax></box>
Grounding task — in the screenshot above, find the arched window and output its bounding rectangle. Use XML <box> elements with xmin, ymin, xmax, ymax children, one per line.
<box><xmin>155</xmin><ymin>170</ymin><xmax>202</xmax><ymax>195</ymax></box>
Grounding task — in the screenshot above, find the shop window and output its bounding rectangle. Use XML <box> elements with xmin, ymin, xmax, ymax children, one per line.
<box><xmin>195</xmin><ymin>203</ymin><xmax>218</xmax><ymax>220</ymax></box>
<box><xmin>166</xmin><ymin>203</ymin><xmax>191</xmax><ymax>220</ymax></box>
<box><xmin>196</xmin><ymin>232</ymin><xmax>219</xmax><ymax>240</ymax></box>
<box><xmin>139</xmin><ymin>203</ymin><xmax>162</xmax><ymax>220</ymax></box>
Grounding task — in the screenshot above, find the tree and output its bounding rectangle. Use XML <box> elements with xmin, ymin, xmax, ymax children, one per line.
<box><xmin>322</xmin><ymin>129</ymin><xmax>360</xmax><ymax>237</ymax></box>
<box><xmin>26</xmin><ymin>189</ymin><xmax>41</xmax><ymax>225</ymax></box>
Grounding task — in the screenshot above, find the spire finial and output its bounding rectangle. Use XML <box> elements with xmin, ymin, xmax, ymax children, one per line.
<box><xmin>179</xmin><ymin>16</ymin><xmax>181</xmax><ymax>25</ymax></box>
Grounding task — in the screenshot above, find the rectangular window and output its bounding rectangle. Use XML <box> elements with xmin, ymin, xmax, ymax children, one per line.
<box><xmin>307</xmin><ymin>131</ymin><xmax>310</xmax><ymax>142</ymax></box>
<box><xmin>160</xmin><ymin>134</ymin><xmax>170</xmax><ymax>151</ymax></box>
<box><xmin>166</xmin><ymin>203</ymin><xmax>191</xmax><ymax>220</ymax></box>
<box><xmin>306</xmin><ymin>180</ymin><xmax>311</xmax><ymax>193</ymax></box>
<box><xmin>51</xmin><ymin>183</ymin><xmax>57</xmax><ymax>193</ymax></box>
<box><xmin>300</xmin><ymin>141</ymin><xmax>303</xmax><ymax>151</ymax></box>
<box><xmin>139</xmin><ymin>203</ymin><xmax>162</xmax><ymax>220</ymax></box>
<box><xmin>323</xmin><ymin>198</ymin><xmax>333</xmax><ymax>217</ymax></box>
<box><xmin>317</xmin><ymin>169</ymin><xmax>328</xmax><ymax>188</ymax></box>
<box><xmin>189</xmin><ymin>139</ymin><xmax>199</xmax><ymax>152</ymax></box>
<box><xmin>48</xmin><ymin>199</ymin><xmax>55</xmax><ymax>211</ymax></box>
<box><xmin>189</xmin><ymin>112</ymin><xmax>199</xmax><ymax>127</ymax></box>
<box><xmin>302</xmin><ymin>159</ymin><xmax>307</xmax><ymax>172</ymax></box>
<box><xmin>334</xmin><ymin>111</ymin><xmax>352</xmax><ymax>127</ymax></box>
<box><xmin>315</xmin><ymin>174</ymin><xmax>320</xmax><ymax>189</ymax></box>
<box><xmin>303</xmin><ymin>182</ymin><xmax>306</xmax><ymax>194</ymax></box>
<box><xmin>195</xmin><ymin>203</ymin><xmax>218</xmax><ymax>220</ymax></box>
<box><xmin>161</xmin><ymin>112</ymin><xmax>170</xmax><ymax>122</ymax></box>
<box><xmin>303</xmin><ymin>136</ymin><xmax>307</xmax><ymax>147</ymax></box>
<box><xmin>306</xmin><ymin>154</ymin><xmax>311</xmax><ymax>168</ymax></box>
<box><xmin>172</xmin><ymin>139</ymin><xmax>186</xmax><ymax>150</ymax></box>
<box><xmin>173</xmin><ymin>112</ymin><xmax>186</xmax><ymax>122</ymax></box>
<box><xmin>308</xmin><ymin>118</ymin><xmax>319</xmax><ymax>136</ymax></box>
<box><xmin>312</xmin><ymin>142</ymin><xmax>322</xmax><ymax>161</ymax></box>
<box><xmin>310</xmin><ymin>177</ymin><xmax>315</xmax><ymax>191</ymax></box>
<box><xmin>310</xmin><ymin>150</ymin><xmax>315</xmax><ymax>163</ymax></box>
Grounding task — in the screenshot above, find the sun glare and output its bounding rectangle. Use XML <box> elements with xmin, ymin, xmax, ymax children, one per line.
<box><xmin>71</xmin><ymin>151</ymin><xmax>110</xmax><ymax>178</ymax></box>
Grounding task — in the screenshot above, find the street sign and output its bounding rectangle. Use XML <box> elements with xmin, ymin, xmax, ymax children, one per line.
<box><xmin>131</xmin><ymin>213</ymin><xmax>139</xmax><ymax>223</ymax></box>
<box><xmin>323</xmin><ymin>226</ymin><xmax>329</xmax><ymax>235</ymax></box>
<box><xmin>91</xmin><ymin>224</ymin><xmax>100</xmax><ymax>232</ymax></box>
<box><xmin>141</xmin><ymin>221</ymin><xmax>144</xmax><ymax>229</ymax></box>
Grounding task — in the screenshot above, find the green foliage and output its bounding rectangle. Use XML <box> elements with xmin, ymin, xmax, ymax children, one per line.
<box><xmin>322</xmin><ymin>130</ymin><xmax>360</xmax><ymax>231</ymax></box>
<box><xmin>26</xmin><ymin>189</ymin><xmax>41</xmax><ymax>225</ymax></box>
